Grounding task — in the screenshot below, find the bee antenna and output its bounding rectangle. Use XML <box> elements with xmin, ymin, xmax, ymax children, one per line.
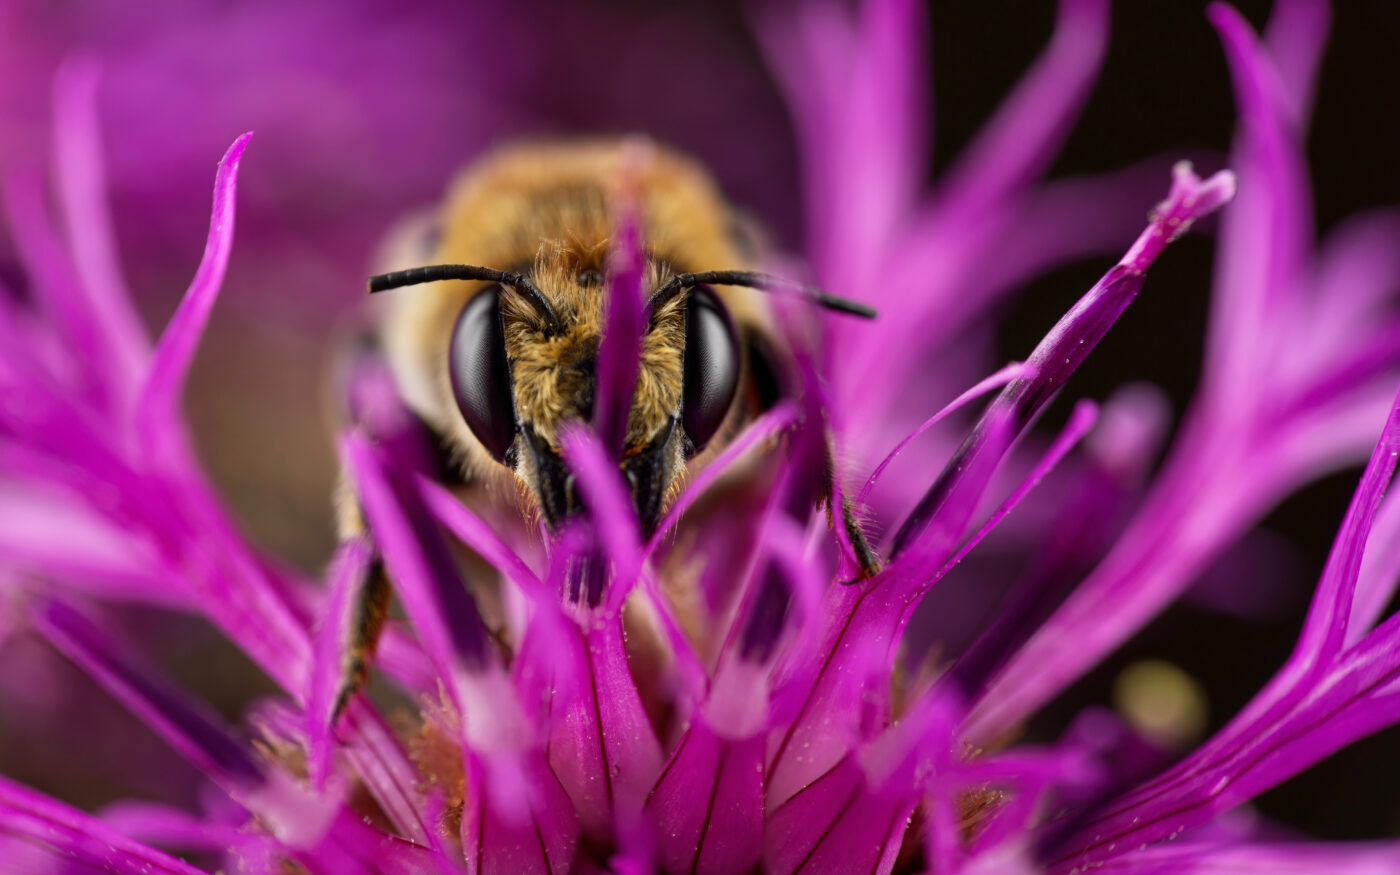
<box><xmin>647</xmin><ymin>270</ymin><xmax>876</xmax><ymax>319</ymax></box>
<box><xmin>368</xmin><ymin>263</ymin><xmax>561</xmax><ymax>331</ymax></box>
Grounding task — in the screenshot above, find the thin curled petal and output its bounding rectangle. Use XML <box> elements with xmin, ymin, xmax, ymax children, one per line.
<box><xmin>859</xmin><ymin>361</ymin><xmax>1028</xmax><ymax>506</ymax></box>
<box><xmin>135</xmin><ymin>133</ymin><xmax>252</xmax><ymax>441</ymax></box>
<box><xmin>928</xmin><ymin>398</ymin><xmax>1100</xmax><ymax>580</ymax></box>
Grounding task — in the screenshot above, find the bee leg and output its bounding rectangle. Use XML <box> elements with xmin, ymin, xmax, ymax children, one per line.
<box><xmin>820</xmin><ymin>434</ymin><xmax>880</xmax><ymax>582</ymax></box>
<box><xmin>841</xmin><ymin>494</ymin><xmax>881</xmax><ymax>581</ymax></box>
<box><xmin>331</xmin><ymin>555</ymin><xmax>392</xmax><ymax>721</ymax></box>
<box><xmin>329</xmin><ymin>485</ymin><xmax>394</xmax><ymax>724</ymax></box>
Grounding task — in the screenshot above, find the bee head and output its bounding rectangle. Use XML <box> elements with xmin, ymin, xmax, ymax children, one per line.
<box><xmin>495</xmin><ymin>251</ymin><xmax>708</xmax><ymax>536</ymax></box>
<box><xmin>371</xmin><ymin>254</ymin><xmax>741</xmax><ymax>538</ymax></box>
<box><xmin>369</xmin><ymin>257</ymin><xmax>871</xmax><ymax>542</ymax></box>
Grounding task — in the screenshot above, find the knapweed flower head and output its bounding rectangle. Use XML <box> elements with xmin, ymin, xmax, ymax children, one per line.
<box><xmin>3</xmin><ymin>2</ymin><xmax>1400</xmax><ymax>875</ymax></box>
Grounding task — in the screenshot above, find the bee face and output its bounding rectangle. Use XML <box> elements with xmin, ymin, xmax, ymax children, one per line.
<box><xmin>449</xmin><ymin>255</ymin><xmax>737</xmax><ymax>533</ymax></box>
<box><xmin>379</xmin><ymin>142</ymin><xmax>757</xmax><ymax>536</ymax></box>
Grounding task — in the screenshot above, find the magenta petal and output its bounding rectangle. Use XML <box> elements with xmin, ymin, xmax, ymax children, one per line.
<box><xmin>637</xmin><ymin>566</ymin><xmax>709</xmax><ymax>701</ymax></box>
<box><xmin>970</xmin><ymin>157</ymin><xmax>1210</xmax><ymax>308</ymax></box>
<box><xmin>901</xmin><ymin>161</ymin><xmax>1232</xmax><ymax>557</ymax></box>
<box><xmin>960</xmin><ymin>748</ymin><xmax>1096</xmax><ymax>855</ymax></box>
<box><xmin>340</xmin><ymin>699</ymin><xmax>432</xmax><ymax>846</ymax></box>
<box><xmin>345</xmin><ymin>429</ymin><xmax>580</xmax><ymax>851</ymax></box>
<box><xmin>343</xmin><ymin>345</ymin><xmax>442</xmax><ymax>477</ymax></box>
<box><xmin>135</xmin><ymin>132</ymin><xmax>251</xmax><ymax>442</ymax></box>
<box><xmin>33</xmin><ymin>598</ymin><xmax>263</xmax><ymax>787</ymax></box>
<box><xmin>1349</xmin><ymin>486</ymin><xmax>1400</xmax><ymax>644</ymax></box>
<box><xmin>1292</xmin><ymin>394</ymin><xmax>1400</xmax><ymax>662</ymax></box>
<box><xmin>887</xmin><ymin>401</ymin><xmax>1018</xmax><ymax>571</ymax></box>
<box><xmin>592</xmin><ymin>175</ymin><xmax>646</xmax><ymax>456</ymax></box>
<box><xmin>953</xmin><ymin>392</ymin><xmax>1160</xmax><ymax>694</ymax></box>
<box><xmin>1050</xmin><ymin>391</ymin><xmax>1400</xmax><ymax>867</ymax></box>
<box><xmin>52</xmin><ymin>59</ymin><xmax>148</xmax><ymax>394</ymax></box>
<box><xmin>374</xmin><ymin>624</ymin><xmax>438</xmax><ymax>694</ymax></box>
<box><xmin>887</xmin><ymin>256</ymin><xmax>1151</xmax><ymax>559</ymax></box>
<box><xmin>763</xmin><ymin>755</ymin><xmax>910</xmax><ymax>875</ymax></box>
<box><xmin>1203</xmin><ymin>2</ymin><xmax>1312</xmax><ymax>404</ymax></box>
<box><xmin>933</xmin><ymin>0</ymin><xmax>1109</xmax><ymax>223</ymax></box>
<box><xmin>3</xmin><ymin>174</ymin><xmax>118</xmax><ymax>409</ymax></box>
<box><xmin>418</xmin><ymin>474</ymin><xmax>545</xmax><ymax>599</ymax></box>
<box><xmin>647</xmin><ymin>724</ymin><xmax>764</xmax><ymax>875</ymax></box>
<box><xmin>1091</xmin><ymin>839</ymin><xmax>1400</xmax><ymax>875</ymax></box>
<box><xmin>1263</xmin><ymin>0</ymin><xmax>1330</xmax><ymax>126</ymax></box>
<box><xmin>859</xmin><ymin>361</ymin><xmax>1029</xmax><ymax>506</ymax></box>
<box><xmin>99</xmin><ymin>800</ymin><xmax>243</xmax><ymax>855</ymax></box>
<box><xmin>838</xmin><ymin>0</ymin><xmax>928</xmax><ymax>274</ymax></box>
<box><xmin>772</xmin><ymin>163</ymin><xmax>1233</xmax><ymax>809</ymax></box>
<box><xmin>286</xmin><ymin>808</ymin><xmax>437</xmax><ymax>875</ymax></box>
<box><xmin>1308</xmin><ymin>211</ymin><xmax>1400</xmax><ymax>354</ymax></box>
<box><xmin>647</xmin><ymin>400</ymin><xmax>799</xmax><ymax>555</ymax></box>
<box><xmin>342</xmin><ymin>431</ymin><xmax>490</xmax><ymax>675</ymax></box>
<box><xmin>0</xmin><ymin>485</ymin><xmax>189</xmax><ymax>608</ymax></box>
<box><xmin>463</xmin><ymin>752</ymin><xmax>579</xmax><ymax>875</ymax></box>
<box><xmin>558</xmin><ymin>424</ymin><xmax>644</xmax><ymax>609</ymax></box>
<box><xmin>930</xmin><ymin>398</ymin><xmax>1100</xmax><ymax>581</ymax></box>
<box><xmin>0</xmin><ymin>775</ymin><xmax>209</xmax><ymax>875</ymax></box>
<box><xmin>756</xmin><ymin>0</ymin><xmax>926</xmax><ymax>286</ymax></box>
<box><xmin>305</xmin><ymin>535</ymin><xmax>376</xmax><ymax>790</ymax></box>
<box><xmin>765</xmin><ymin>575</ymin><xmax>915</xmax><ymax>809</ymax></box>
<box><xmin>546</xmin><ymin>619</ymin><xmax>663</xmax><ymax>837</ymax></box>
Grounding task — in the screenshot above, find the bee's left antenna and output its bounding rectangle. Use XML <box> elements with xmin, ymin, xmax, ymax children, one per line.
<box><xmin>369</xmin><ymin>263</ymin><xmax>561</xmax><ymax>331</ymax></box>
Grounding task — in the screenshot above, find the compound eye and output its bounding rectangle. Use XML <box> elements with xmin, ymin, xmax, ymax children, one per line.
<box><xmin>449</xmin><ymin>287</ymin><xmax>517</xmax><ymax>461</ymax></box>
<box><xmin>681</xmin><ymin>287</ymin><xmax>739</xmax><ymax>453</ymax></box>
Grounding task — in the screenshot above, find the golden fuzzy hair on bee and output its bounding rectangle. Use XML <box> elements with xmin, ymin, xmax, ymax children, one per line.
<box><xmin>377</xmin><ymin>139</ymin><xmax>764</xmax><ymax>485</ymax></box>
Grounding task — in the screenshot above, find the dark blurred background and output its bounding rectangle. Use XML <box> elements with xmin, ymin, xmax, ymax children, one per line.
<box><xmin>1</xmin><ymin>0</ymin><xmax>1398</xmax><ymax>843</ymax></box>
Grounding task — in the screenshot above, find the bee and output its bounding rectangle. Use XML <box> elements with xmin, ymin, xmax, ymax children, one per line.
<box><xmin>335</xmin><ymin>140</ymin><xmax>875</xmax><ymax>709</ymax></box>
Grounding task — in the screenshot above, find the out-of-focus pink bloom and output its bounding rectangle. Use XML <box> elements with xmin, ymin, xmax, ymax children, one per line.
<box><xmin>4</xmin><ymin>1</ymin><xmax>1400</xmax><ymax>874</ymax></box>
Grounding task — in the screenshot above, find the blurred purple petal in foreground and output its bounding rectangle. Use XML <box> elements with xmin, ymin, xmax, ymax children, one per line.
<box><xmin>3</xmin><ymin>0</ymin><xmax>1400</xmax><ymax>873</ymax></box>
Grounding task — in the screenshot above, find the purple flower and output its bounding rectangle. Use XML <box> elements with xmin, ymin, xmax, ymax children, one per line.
<box><xmin>3</xmin><ymin>1</ymin><xmax>1400</xmax><ymax>874</ymax></box>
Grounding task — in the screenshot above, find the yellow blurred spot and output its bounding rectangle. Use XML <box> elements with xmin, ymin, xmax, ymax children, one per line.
<box><xmin>1112</xmin><ymin>659</ymin><xmax>1208</xmax><ymax>750</ymax></box>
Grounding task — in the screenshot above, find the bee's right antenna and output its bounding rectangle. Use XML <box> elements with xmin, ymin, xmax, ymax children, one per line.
<box><xmin>647</xmin><ymin>270</ymin><xmax>877</xmax><ymax>319</ymax></box>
